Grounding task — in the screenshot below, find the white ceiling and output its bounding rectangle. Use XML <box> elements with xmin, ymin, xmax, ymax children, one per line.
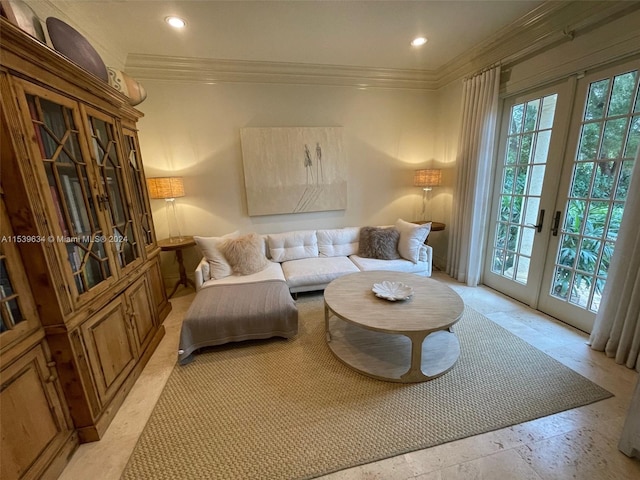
<box><xmin>33</xmin><ymin>0</ymin><xmax>545</xmax><ymax>72</ymax></box>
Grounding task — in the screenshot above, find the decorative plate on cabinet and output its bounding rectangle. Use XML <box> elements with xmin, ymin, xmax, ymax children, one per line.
<box><xmin>1</xmin><ymin>0</ymin><xmax>46</xmax><ymax>43</ymax></box>
<box><xmin>107</xmin><ymin>67</ymin><xmax>147</xmax><ymax>106</ymax></box>
<box><xmin>46</xmin><ymin>17</ymin><xmax>108</xmax><ymax>82</ymax></box>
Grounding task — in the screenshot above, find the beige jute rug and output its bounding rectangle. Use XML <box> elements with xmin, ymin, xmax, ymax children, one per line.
<box><xmin>121</xmin><ymin>295</ymin><xmax>611</xmax><ymax>480</ymax></box>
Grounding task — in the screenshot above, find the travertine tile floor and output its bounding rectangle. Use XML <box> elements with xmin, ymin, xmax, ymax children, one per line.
<box><xmin>59</xmin><ymin>272</ymin><xmax>639</xmax><ymax>480</ymax></box>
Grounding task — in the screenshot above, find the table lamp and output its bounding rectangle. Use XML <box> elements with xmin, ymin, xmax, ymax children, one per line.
<box><xmin>414</xmin><ymin>169</ymin><xmax>441</xmax><ymax>221</ymax></box>
<box><xmin>147</xmin><ymin>176</ymin><xmax>185</xmax><ymax>242</ymax></box>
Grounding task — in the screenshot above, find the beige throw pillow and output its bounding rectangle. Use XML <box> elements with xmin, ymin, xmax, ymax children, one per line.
<box><xmin>219</xmin><ymin>233</ymin><xmax>269</xmax><ymax>275</ymax></box>
<box><xmin>395</xmin><ymin>219</ymin><xmax>431</xmax><ymax>263</ymax></box>
<box><xmin>194</xmin><ymin>231</ymin><xmax>239</xmax><ymax>280</ymax></box>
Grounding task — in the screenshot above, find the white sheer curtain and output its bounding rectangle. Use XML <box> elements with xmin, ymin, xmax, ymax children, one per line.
<box><xmin>589</xmin><ymin>147</ymin><xmax>640</xmax><ymax>372</ymax></box>
<box><xmin>447</xmin><ymin>66</ymin><xmax>501</xmax><ymax>286</ymax></box>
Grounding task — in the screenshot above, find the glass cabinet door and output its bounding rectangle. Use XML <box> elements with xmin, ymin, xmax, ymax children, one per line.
<box><xmin>84</xmin><ymin>109</ymin><xmax>141</xmax><ymax>269</ymax></box>
<box><xmin>23</xmin><ymin>91</ymin><xmax>113</xmax><ymax>295</ymax></box>
<box><xmin>123</xmin><ymin>129</ymin><xmax>155</xmax><ymax>250</ymax></box>
<box><xmin>0</xmin><ymin>195</ymin><xmax>40</xmax><ymax>350</ymax></box>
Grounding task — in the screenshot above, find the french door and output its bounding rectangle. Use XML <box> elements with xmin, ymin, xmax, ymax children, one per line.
<box><xmin>483</xmin><ymin>82</ymin><xmax>572</xmax><ymax>306</ymax></box>
<box><xmin>484</xmin><ymin>59</ymin><xmax>640</xmax><ymax>333</ymax></box>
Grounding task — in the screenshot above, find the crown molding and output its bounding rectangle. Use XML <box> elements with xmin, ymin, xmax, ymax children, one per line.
<box><xmin>125</xmin><ymin>55</ymin><xmax>440</xmax><ymax>90</ymax></box>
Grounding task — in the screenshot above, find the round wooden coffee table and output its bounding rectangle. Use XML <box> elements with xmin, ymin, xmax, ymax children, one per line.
<box><xmin>324</xmin><ymin>271</ymin><xmax>464</xmax><ymax>383</ymax></box>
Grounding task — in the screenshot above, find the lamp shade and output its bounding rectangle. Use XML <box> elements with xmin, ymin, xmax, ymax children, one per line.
<box><xmin>414</xmin><ymin>169</ymin><xmax>442</xmax><ymax>188</ymax></box>
<box><xmin>147</xmin><ymin>177</ymin><xmax>185</xmax><ymax>199</ymax></box>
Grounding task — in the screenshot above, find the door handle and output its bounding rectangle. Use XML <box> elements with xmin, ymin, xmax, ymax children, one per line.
<box><xmin>552</xmin><ymin>211</ymin><xmax>562</xmax><ymax>236</ymax></box>
<box><xmin>528</xmin><ymin>209</ymin><xmax>545</xmax><ymax>233</ymax></box>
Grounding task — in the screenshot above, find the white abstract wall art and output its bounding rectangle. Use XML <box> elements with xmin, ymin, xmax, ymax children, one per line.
<box><xmin>240</xmin><ymin>127</ymin><xmax>347</xmax><ymax>216</ymax></box>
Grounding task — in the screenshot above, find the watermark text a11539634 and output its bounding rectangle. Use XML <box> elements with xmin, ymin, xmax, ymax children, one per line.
<box><xmin>1</xmin><ymin>235</ymin><xmax>128</xmax><ymax>244</ymax></box>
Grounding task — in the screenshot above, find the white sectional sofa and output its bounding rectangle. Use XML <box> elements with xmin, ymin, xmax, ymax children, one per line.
<box><xmin>194</xmin><ymin>221</ymin><xmax>432</xmax><ymax>294</ymax></box>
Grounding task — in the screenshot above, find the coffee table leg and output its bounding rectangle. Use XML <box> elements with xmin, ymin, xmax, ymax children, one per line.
<box><xmin>400</xmin><ymin>332</ymin><xmax>429</xmax><ymax>382</ymax></box>
<box><xmin>324</xmin><ymin>302</ymin><xmax>332</xmax><ymax>342</ymax></box>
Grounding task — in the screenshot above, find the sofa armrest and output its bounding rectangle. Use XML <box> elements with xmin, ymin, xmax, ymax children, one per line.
<box><xmin>420</xmin><ymin>244</ymin><xmax>433</xmax><ymax>277</ymax></box>
<box><xmin>195</xmin><ymin>257</ymin><xmax>209</xmax><ymax>291</ymax></box>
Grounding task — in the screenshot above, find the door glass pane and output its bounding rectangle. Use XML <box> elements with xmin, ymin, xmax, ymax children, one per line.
<box><xmin>600</xmin><ymin>118</ymin><xmax>627</xmax><ymax>159</ymax></box>
<box><xmin>87</xmin><ymin>116</ymin><xmax>140</xmax><ymax>267</ymax></box>
<box><xmin>625</xmin><ymin>115</ymin><xmax>640</xmax><ymax>156</ymax></box>
<box><xmin>592</xmin><ymin>161</ymin><xmax>617</xmax><ymax>198</ymax></box>
<box><xmin>26</xmin><ymin>95</ymin><xmax>111</xmax><ymax>294</ymax></box>
<box><xmin>584</xmin><ymin>78</ymin><xmax>610</xmax><ymax>120</ymax></box>
<box><xmin>570</xmin><ymin>163</ymin><xmax>593</xmax><ymax>197</ymax></box>
<box><xmin>550</xmin><ymin>70</ymin><xmax>640</xmax><ymax>312</ymax></box>
<box><xmin>615</xmin><ymin>160</ymin><xmax>633</xmax><ymax>200</ymax></box>
<box><xmin>532</xmin><ymin>130</ymin><xmax>551</xmax><ymax>163</ymax></box>
<box><xmin>123</xmin><ymin>133</ymin><xmax>154</xmax><ymax>247</ymax></box>
<box><xmin>577</xmin><ymin>123</ymin><xmax>601</xmax><ymax>160</ymax></box>
<box><xmin>0</xmin><ymin>255</ymin><xmax>24</xmax><ymax>332</ymax></box>
<box><xmin>608</xmin><ymin>71</ymin><xmax>637</xmax><ymax>116</ymax></box>
<box><xmin>490</xmin><ymin>93</ymin><xmax>558</xmax><ymax>284</ymax></box>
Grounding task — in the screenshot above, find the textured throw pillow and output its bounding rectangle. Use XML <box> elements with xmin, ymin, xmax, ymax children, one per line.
<box><xmin>358</xmin><ymin>227</ymin><xmax>401</xmax><ymax>260</ymax></box>
<box><xmin>358</xmin><ymin>226</ymin><xmax>377</xmax><ymax>258</ymax></box>
<box><xmin>219</xmin><ymin>233</ymin><xmax>269</xmax><ymax>275</ymax></box>
<box><xmin>194</xmin><ymin>231</ymin><xmax>239</xmax><ymax>280</ymax></box>
<box><xmin>395</xmin><ymin>219</ymin><xmax>431</xmax><ymax>263</ymax></box>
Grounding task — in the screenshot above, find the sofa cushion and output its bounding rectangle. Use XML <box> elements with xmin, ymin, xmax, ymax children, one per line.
<box><xmin>201</xmin><ymin>261</ymin><xmax>285</xmax><ymax>289</ymax></box>
<box><xmin>194</xmin><ymin>231</ymin><xmax>239</xmax><ymax>280</ymax></box>
<box><xmin>219</xmin><ymin>233</ymin><xmax>269</xmax><ymax>275</ymax></box>
<box><xmin>317</xmin><ymin>227</ymin><xmax>360</xmax><ymax>257</ymax></box>
<box><xmin>358</xmin><ymin>226</ymin><xmax>401</xmax><ymax>260</ymax></box>
<box><xmin>395</xmin><ymin>219</ymin><xmax>431</xmax><ymax>263</ymax></box>
<box><xmin>349</xmin><ymin>254</ymin><xmax>427</xmax><ymax>274</ymax></box>
<box><xmin>268</xmin><ymin>230</ymin><xmax>318</xmax><ymax>262</ymax></box>
<box><xmin>281</xmin><ymin>256</ymin><xmax>359</xmax><ymax>288</ymax></box>
<box><xmin>179</xmin><ymin>280</ymin><xmax>297</xmax><ymax>364</ymax></box>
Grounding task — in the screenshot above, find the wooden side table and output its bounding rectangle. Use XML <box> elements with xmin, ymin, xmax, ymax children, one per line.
<box><xmin>158</xmin><ymin>236</ymin><xmax>196</xmax><ymax>298</ymax></box>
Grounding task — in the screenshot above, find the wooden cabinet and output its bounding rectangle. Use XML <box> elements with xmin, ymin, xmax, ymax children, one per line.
<box><xmin>0</xmin><ymin>16</ymin><xmax>171</xmax><ymax>476</ymax></box>
<box><xmin>0</xmin><ymin>342</ymin><xmax>77</xmax><ymax>480</ymax></box>
<box><xmin>78</xmin><ymin>276</ymin><xmax>157</xmax><ymax>409</ymax></box>
<box><xmin>0</xmin><ymin>197</ymin><xmax>77</xmax><ymax>480</ymax></box>
<box><xmin>80</xmin><ymin>297</ymin><xmax>137</xmax><ymax>406</ymax></box>
<box><xmin>147</xmin><ymin>256</ymin><xmax>172</xmax><ymax>325</ymax></box>
<box><xmin>127</xmin><ymin>275</ymin><xmax>157</xmax><ymax>355</ymax></box>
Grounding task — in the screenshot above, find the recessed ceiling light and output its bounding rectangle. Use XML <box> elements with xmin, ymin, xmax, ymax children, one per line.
<box><xmin>165</xmin><ymin>16</ymin><xmax>186</xmax><ymax>28</ymax></box>
<box><xmin>411</xmin><ymin>37</ymin><xmax>427</xmax><ymax>47</ymax></box>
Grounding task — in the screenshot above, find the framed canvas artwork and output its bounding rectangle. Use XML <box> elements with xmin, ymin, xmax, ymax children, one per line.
<box><xmin>240</xmin><ymin>127</ymin><xmax>347</xmax><ymax>216</ymax></box>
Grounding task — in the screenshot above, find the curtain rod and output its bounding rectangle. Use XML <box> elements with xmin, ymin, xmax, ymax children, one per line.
<box><xmin>464</xmin><ymin>62</ymin><xmax>502</xmax><ymax>82</ymax></box>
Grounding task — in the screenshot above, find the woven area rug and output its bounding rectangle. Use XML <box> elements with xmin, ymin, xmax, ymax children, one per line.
<box><xmin>121</xmin><ymin>295</ymin><xmax>612</xmax><ymax>480</ymax></box>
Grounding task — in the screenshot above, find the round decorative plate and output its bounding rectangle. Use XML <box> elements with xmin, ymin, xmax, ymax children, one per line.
<box><xmin>46</xmin><ymin>17</ymin><xmax>108</xmax><ymax>82</ymax></box>
<box><xmin>1</xmin><ymin>0</ymin><xmax>46</xmax><ymax>43</ymax></box>
<box><xmin>372</xmin><ymin>281</ymin><xmax>414</xmax><ymax>301</ymax></box>
<box><xmin>107</xmin><ymin>67</ymin><xmax>147</xmax><ymax>106</ymax></box>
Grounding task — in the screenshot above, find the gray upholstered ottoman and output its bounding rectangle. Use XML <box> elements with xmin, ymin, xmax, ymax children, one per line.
<box><xmin>178</xmin><ymin>280</ymin><xmax>298</xmax><ymax>364</ymax></box>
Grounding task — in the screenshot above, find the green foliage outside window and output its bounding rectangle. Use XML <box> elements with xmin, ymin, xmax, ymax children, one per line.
<box><xmin>552</xmin><ymin>70</ymin><xmax>639</xmax><ymax>309</ymax></box>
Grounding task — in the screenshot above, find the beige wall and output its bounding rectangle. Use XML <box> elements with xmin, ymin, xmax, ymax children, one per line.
<box><xmin>431</xmin><ymin>79</ymin><xmax>463</xmax><ymax>270</ymax></box>
<box><xmin>136</xmin><ymin>82</ymin><xmax>440</xmax><ymax>277</ymax></box>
